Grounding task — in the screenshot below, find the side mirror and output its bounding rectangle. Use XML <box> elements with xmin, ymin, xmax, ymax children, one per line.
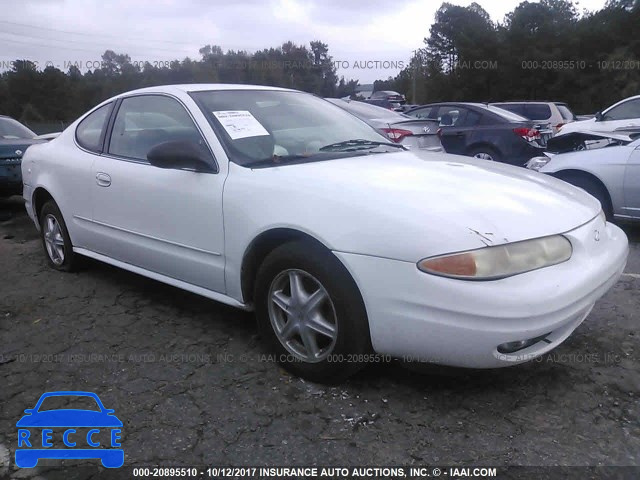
<box><xmin>147</xmin><ymin>141</ymin><xmax>216</xmax><ymax>172</ymax></box>
<box><xmin>594</xmin><ymin>111</ymin><xmax>603</xmax><ymax>122</ymax></box>
<box><xmin>24</xmin><ymin>409</ymin><xmax>34</xmax><ymax>414</ymax></box>
<box><xmin>104</xmin><ymin>409</ymin><xmax>115</xmax><ymax>415</ymax></box>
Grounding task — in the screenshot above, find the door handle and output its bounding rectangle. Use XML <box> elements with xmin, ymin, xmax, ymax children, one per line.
<box><xmin>96</xmin><ymin>172</ymin><xmax>111</xmax><ymax>187</ymax></box>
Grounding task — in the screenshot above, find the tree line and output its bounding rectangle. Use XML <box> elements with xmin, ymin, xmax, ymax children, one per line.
<box><xmin>378</xmin><ymin>0</ymin><xmax>640</xmax><ymax>113</ymax></box>
<box><xmin>0</xmin><ymin>0</ymin><xmax>638</xmax><ymax>128</ymax></box>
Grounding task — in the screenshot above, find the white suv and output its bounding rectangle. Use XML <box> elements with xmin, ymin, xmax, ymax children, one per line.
<box><xmin>491</xmin><ymin>102</ymin><xmax>576</xmax><ymax>134</ymax></box>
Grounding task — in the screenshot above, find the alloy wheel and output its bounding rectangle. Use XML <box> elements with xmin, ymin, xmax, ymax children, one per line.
<box><xmin>43</xmin><ymin>214</ymin><xmax>65</xmax><ymax>265</ymax></box>
<box><xmin>268</xmin><ymin>269</ymin><xmax>338</xmax><ymax>362</ymax></box>
<box><xmin>473</xmin><ymin>152</ymin><xmax>494</xmax><ymax>161</ymax></box>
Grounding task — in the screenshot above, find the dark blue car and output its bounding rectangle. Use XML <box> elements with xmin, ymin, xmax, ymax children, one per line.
<box><xmin>16</xmin><ymin>391</ymin><xmax>123</xmax><ymax>468</ymax></box>
<box><xmin>0</xmin><ymin>116</ymin><xmax>46</xmax><ymax>197</ymax></box>
<box><xmin>406</xmin><ymin>102</ymin><xmax>553</xmax><ymax>165</ymax></box>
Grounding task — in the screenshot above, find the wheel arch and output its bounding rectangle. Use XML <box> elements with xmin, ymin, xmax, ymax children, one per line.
<box><xmin>32</xmin><ymin>187</ymin><xmax>57</xmax><ymax>222</ymax></box>
<box><xmin>240</xmin><ymin>228</ymin><xmax>331</xmax><ymax>304</ymax></box>
<box><xmin>551</xmin><ymin>169</ymin><xmax>614</xmax><ymax>216</ymax></box>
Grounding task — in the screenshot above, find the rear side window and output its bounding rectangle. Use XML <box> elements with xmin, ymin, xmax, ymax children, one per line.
<box><xmin>459</xmin><ymin>110</ymin><xmax>482</xmax><ymax>127</ymax></box>
<box><xmin>556</xmin><ymin>104</ymin><xmax>576</xmax><ymax>121</ymax></box>
<box><xmin>495</xmin><ymin>104</ymin><xmax>526</xmax><ymax>117</ymax></box>
<box><xmin>75</xmin><ymin>103</ymin><xmax>113</xmax><ymax>152</ymax></box>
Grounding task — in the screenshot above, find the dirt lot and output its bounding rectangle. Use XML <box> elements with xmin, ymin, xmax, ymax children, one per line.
<box><xmin>0</xmin><ymin>196</ymin><xmax>639</xmax><ymax>478</ymax></box>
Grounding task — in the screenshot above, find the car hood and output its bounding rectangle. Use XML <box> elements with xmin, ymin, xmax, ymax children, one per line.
<box><xmin>0</xmin><ymin>138</ymin><xmax>46</xmax><ymax>159</ymax></box>
<box><xmin>557</xmin><ymin>118</ymin><xmax>602</xmax><ymax>135</ymax></box>
<box><xmin>232</xmin><ymin>150</ymin><xmax>601</xmax><ymax>262</ymax></box>
<box><xmin>16</xmin><ymin>410</ymin><xmax>123</xmax><ymax>427</ymax></box>
<box><xmin>547</xmin><ymin>131</ymin><xmax>635</xmax><ymax>153</ymax></box>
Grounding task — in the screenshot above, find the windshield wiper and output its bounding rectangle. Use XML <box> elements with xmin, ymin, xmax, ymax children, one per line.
<box><xmin>319</xmin><ymin>139</ymin><xmax>405</xmax><ymax>152</ymax></box>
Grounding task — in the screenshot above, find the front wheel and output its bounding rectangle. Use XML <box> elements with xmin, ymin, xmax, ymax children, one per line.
<box><xmin>254</xmin><ymin>240</ymin><xmax>372</xmax><ymax>383</ymax></box>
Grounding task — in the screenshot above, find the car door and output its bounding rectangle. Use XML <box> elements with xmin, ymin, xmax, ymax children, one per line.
<box><xmin>435</xmin><ymin>106</ymin><xmax>476</xmax><ymax>154</ymax></box>
<box><xmin>59</xmin><ymin>102</ymin><xmax>114</xmax><ymax>249</ymax></box>
<box><xmin>623</xmin><ymin>144</ymin><xmax>640</xmax><ymax>219</ymax></box>
<box><xmin>597</xmin><ymin>98</ymin><xmax>640</xmax><ymax>134</ymax></box>
<box><xmin>89</xmin><ymin>93</ymin><xmax>226</xmax><ymax>293</ymax></box>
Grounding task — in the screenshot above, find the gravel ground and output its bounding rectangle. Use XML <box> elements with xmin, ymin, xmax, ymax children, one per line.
<box><xmin>0</xmin><ymin>196</ymin><xmax>638</xmax><ymax>479</ymax></box>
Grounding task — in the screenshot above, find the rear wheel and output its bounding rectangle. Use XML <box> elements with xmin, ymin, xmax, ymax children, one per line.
<box><xmin>468</xmin><ymin>146</ymin><xmax>501</xmax><ymax>162</ymax></box>
<box><xmin>40</xmin><ymin>200</ymin><xmax>80</xmax><ymax>271</ymax></box>
<box><xmin>254</xmin><ymin>240</ymin><xmax>372</xmax><ymax>383</ymax></box>
<box><xmin>559</xmin><ymin>174</ymin><xmax>613</xmax><ymax>221</ymax></box>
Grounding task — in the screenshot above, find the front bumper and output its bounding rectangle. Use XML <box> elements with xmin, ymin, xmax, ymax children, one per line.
<box><xmin>335</xmin><ymin>215</ymin><xmax>628</xmax><ymax>368</ymax></box>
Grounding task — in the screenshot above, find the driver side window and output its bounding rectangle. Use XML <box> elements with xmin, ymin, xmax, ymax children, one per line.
<box><xmin>108</xmin><ymin>95</ymin><xmax>212</xmax><ymax>163</ymax></box>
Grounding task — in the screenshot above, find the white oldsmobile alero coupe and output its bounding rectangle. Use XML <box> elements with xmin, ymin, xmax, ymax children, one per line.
<box><xmin>21</xmin><ymin>84</ymin><xmax>629</xmax><ymax>382</ymax></box>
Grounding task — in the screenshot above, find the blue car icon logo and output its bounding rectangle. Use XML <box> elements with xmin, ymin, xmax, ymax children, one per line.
<box><xmin>16</xmin><ymin>391</ymin><xmax>123</xmax><ymax>468</ymax></box>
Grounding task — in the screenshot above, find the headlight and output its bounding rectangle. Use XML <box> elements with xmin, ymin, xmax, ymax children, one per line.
<box><xmin>418</xmin><ymin>235</ymin><xmax>572</xmax><ymax>280</ymax></box>
<box><xmin>525</xmin><ymin>156</ymin><xmax>551</xmax><ymax>171</ymax></box>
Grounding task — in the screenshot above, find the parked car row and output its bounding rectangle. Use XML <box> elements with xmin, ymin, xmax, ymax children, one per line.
<box><xmin>18</xmin><ymin>83</ymin><xmax>630</xmax><ymax>384</ymax></box>
<box><xmin>519</xmin><ymin>95</ymin><xmax>640</xmax><ymax>225</ymax></box>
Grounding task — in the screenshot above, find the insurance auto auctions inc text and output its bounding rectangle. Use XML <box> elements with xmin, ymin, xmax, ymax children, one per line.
<box><xmin>203</xmin><ymin>466</ymin><xmax>498</xmax><ymax>478</ymax></box>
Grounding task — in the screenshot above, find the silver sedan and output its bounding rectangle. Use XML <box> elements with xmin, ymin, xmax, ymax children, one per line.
<box><xmin>527</xmin><ymin>138</ymin><xmax>640</xmax><ymax>222</ymax></box>
<box><xmin>326</xmin><ymin>98</ymin><xmax>443</xmax><ymax>152</ymax></box>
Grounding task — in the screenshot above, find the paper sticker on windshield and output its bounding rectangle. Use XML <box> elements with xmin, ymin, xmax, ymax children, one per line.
<box><xmin>212</xmin><ymin>111</ymin><xmax>269</xmax><ymax>140</ymax></box>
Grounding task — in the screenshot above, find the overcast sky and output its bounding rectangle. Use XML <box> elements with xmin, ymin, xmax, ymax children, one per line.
<box><xmin>0</xmin><ymin>0</ymin><xmax>608</xmax><ymax>83</ymax></box>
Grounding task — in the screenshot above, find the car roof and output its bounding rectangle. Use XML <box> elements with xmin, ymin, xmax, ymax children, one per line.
<box><xmin>421</xmin><ymin>102</ymin><xmax>485</xmax><ymax>107</ymax></box>
<box><xmin>491</xmin><ymin>101</ymin><xmax>556</xmax><ymax>105</ymax></box>
<box><xmin>119</xmin><ymin>83</ymin><xmax>297</xmax><ymax>96</ymax></box>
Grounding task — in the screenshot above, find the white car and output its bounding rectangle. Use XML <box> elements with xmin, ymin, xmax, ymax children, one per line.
<box><xmin>527</xmin><ymin>137</ymin><xmax>640</xmax><ymax>222</ymax></box>
<box><xmin>557</xmin><ymin>95</ymin><xmax>640</xmax><ymax>137</ymax></box>
<box><xmin>21</xmin><ymin>84</ymin><xmax>629</xmax><ymax>382</ymax></box>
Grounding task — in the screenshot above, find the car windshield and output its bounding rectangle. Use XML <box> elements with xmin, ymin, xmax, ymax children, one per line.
<box><xmin>480</xmin><ymin>105</ymin><xmax>529</xmax><ymax>122</ymax></box>
<box><xmin>327</xmin><ymin>99</ymin><xmax>407</xmax><ymax>121</ymax></box>
<box><xmin>190</xmin><ymin>90</ymin><xmax>395</xmax><ymax>167</ymax></box>
<box><xmin>37</xmin><ymin>395</ymin><xmax>101</xmax><ymax>412</ymax></box>
<box><xmin>0</xmin><ymin>117</ymin><xmax>37</xmax><ymax>140</ymax></box>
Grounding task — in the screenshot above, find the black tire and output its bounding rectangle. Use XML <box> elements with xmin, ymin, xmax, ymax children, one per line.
<box><xmin>467</xmin><ymin>145</ymin><xmax>501</xmax><ymax>162</ymax></box>
<box><xmin>560</xmin><ymin>174</ymin><xmax>613</xmax><ymax>221</ymax></box>
<box><xmin>254</xmin><ymin>240</ymin><xmax>372</xmax><ymax>383</ymax></box>
<box><xmin>39</xmin><ymin>200</ymin><xmax>80</xmax><ymax>271</ymax></box>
